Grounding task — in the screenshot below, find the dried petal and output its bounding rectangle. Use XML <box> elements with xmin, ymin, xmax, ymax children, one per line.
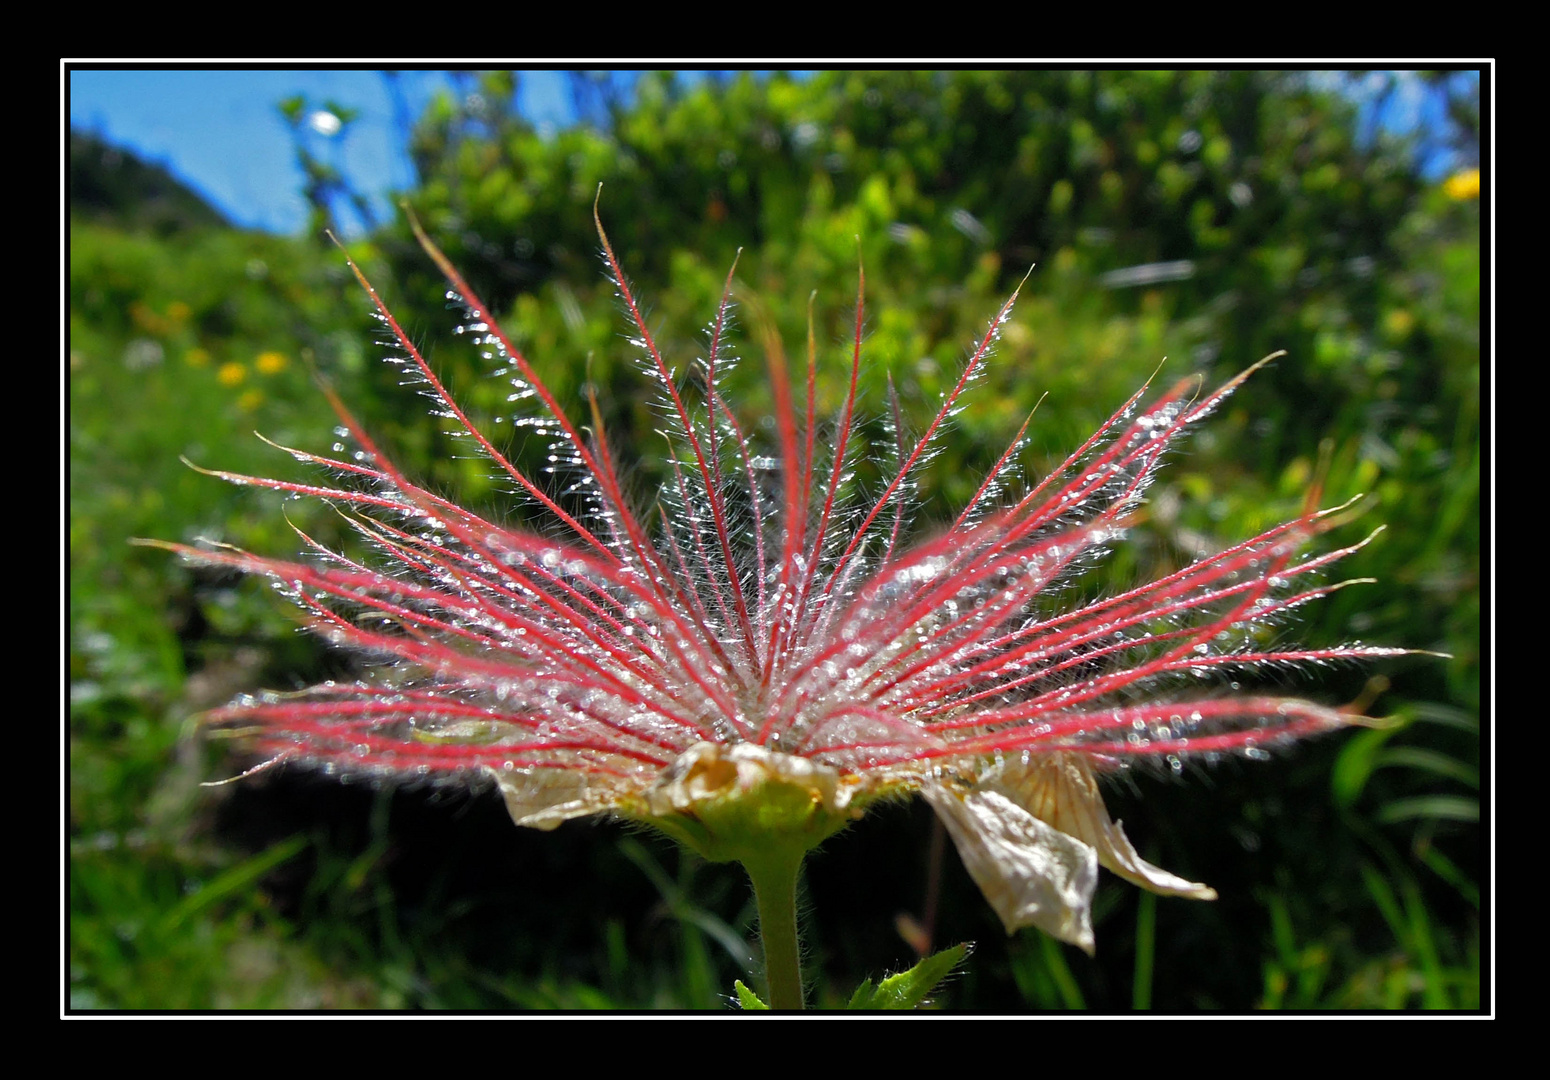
<box><xmin>924</xmin><ymin>782</ymin><xmax>1100</xmax><ymax>953</ymax></box>
<box><xmin>488</xmin><ymin>767</ymin><xmax>631</xmax><ymax>831</ymax></box>
<box><xmin>990</xmin><ymin>753</ymin><xmax>1217</xmax><ymax>900</ymax></box>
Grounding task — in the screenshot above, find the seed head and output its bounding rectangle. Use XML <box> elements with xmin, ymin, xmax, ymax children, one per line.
<box><xmin>158</xmin><ymin>205</ymin><xmax>1404</xmax><ymax>953</ymax></box>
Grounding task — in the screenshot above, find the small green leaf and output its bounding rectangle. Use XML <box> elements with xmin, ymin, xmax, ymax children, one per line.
<box><xmin>1331</xmin><ymin>725</ymin><xmax>1398</xmax><ymax>807</ymax></box>
<box><xmin>159</xmin><ymin>833</ymin><xmax>308</xmax><ymax>933</ymax></box>
<box><xmin>1410</xmin><ymin>703</ymin><xmax>1478</xmax><ymax>733</ymax></box>
<box><xmin>848</xmin><ymin>943</ymin><xmax>972</xmax><ymax>1010</ymax></box>
<box><xmin>734</xmin><ymin>980</ymin><xmax>769</xmax><ymax>1010</ymax></box>
<box><xmin>1375</xmin><ymin>747</ymin><xmax>1479</xmax><ymax>789</ymax></box>
<box><xmin>1414</xmin><ymin>843</ymin><xmax>1480</xmax><ymax>908</ymax></box>
<box><xmin>1376</xmin><ymin>795</ymin><xmax>1479</xmax><ymax>824</ymax></box>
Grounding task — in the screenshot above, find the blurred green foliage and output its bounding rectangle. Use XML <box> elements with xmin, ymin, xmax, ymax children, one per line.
<box><xmin>69</xmin><ymin>70</ymin><xmax>1481</xmax><ymax>1011</ymax></box>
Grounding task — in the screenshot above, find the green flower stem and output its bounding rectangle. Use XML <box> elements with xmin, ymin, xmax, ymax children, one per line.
<box><xmin>630</xmin><ymin>744</ymin><xmax>878</xmax><ymax>1009</ymax></box>
<box><xmin>743</xmin><ymin>847</ymin><xmax>806</xmax><ymax>1010</ymax></box>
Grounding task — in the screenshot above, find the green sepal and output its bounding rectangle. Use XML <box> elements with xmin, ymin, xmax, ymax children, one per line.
<box><xmin>734</xmin><ymin>979</ymin><xmax>770</xmax><ymax>1010</ymax></box>
<box><xmin>846</xmin><ymin>943</ymin><xmax>972</xmax><ymax>1010</ymax></box>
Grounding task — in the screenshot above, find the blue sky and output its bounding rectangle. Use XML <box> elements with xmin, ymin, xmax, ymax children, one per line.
<box><xmin>68</xmin><ymin>69</ymin><xmax>1479</xmax><ymax>239</ymax></box>
<box><xmin>68</xmin><ymin>69</ymin><xmax>638</xmax><ymax>236</ymax></box>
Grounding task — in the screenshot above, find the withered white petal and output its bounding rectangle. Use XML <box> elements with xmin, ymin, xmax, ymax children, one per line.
<box><xmin>924</xmin><ymin>782</ymin><xmax>1099</xmax><ymax>954</ymax></box>
<box><xmin>990</xmin><ymin>753</ymin><xmax>1217</xmax><ymax>900</ymax></box>
<box><xmin>488</xmin><ymin>767</ymin><xmax>626</xmax><ymax>831</ymax></box>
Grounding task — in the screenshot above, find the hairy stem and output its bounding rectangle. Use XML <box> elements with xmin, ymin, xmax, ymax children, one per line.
<box><xmin>744</xmin><ymin>849</ymin><xmax>806</xmax><ymax>1009</ymax></box>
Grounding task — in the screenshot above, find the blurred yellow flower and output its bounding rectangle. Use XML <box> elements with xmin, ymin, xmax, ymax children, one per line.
<box><xmin>167</xmin><ymin>300</ymin><xmax>192</xmax><ymax>324</ymax></box>
<box><xmin>255</xmin><ymin>350</ymin><xmax>288</xmax><ymax>375</ymax></box>
<box><xmin>184</xmin><ymin>347</ymin><xmax>211</xmax><ymax>368</ymax></box>
<box><xmin>1444</xmin><ymin>168</ymin><xmax>1480</xmax><ymax>201</ymax></box>
<box><xmin>130</xmin><ymin>300</ymin><xmax>168</xmax><ymax>334</ymax></box>
<box><xmin>236</xmin><ymin>389</ymin><xmax>264</xmax><ymax>412</ymax></box>
<box><xmin>1383</xmin><ymin>308</ymin><xmax>1416</xmax><ymax>341</ymax></box>
<box><xmin>217</xmin><ymin>361</ymin><xmax>247</xmax><ymax>387</ymax></box>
